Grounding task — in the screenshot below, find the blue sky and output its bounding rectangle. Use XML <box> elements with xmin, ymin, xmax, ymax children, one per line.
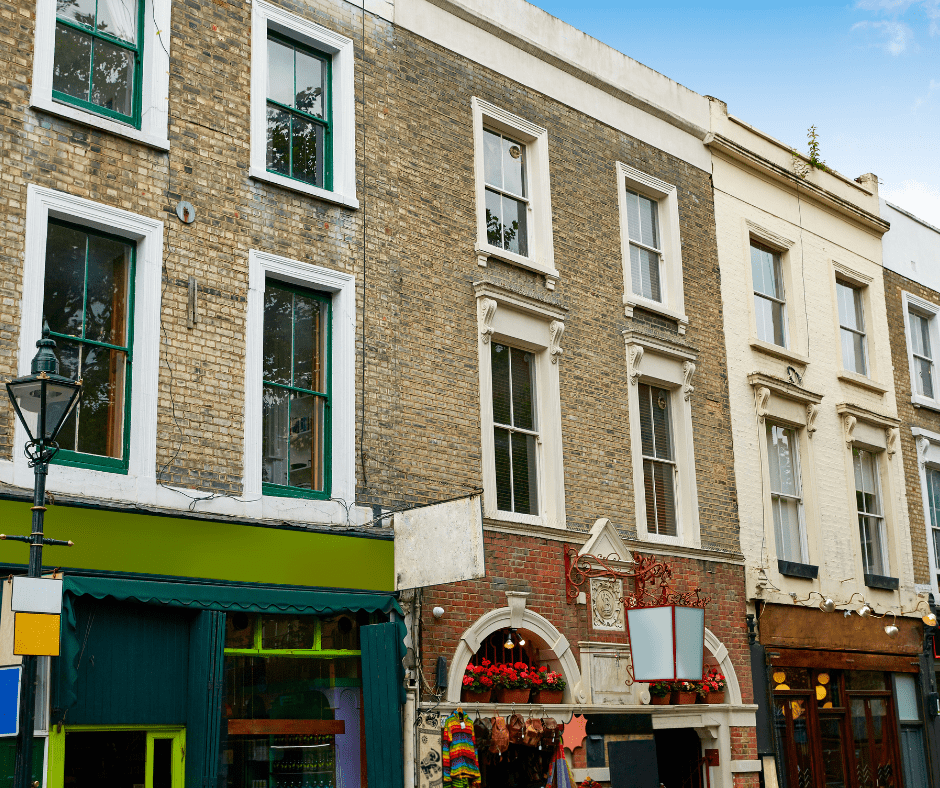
<box><xmin>529</xmin><ymin>0</ymin><xmax>940</xmax><ymax>227</ymax></box>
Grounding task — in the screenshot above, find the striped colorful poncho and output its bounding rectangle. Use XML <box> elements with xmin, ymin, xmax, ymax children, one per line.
<box><xmin>442</xmin><ymin>710</ymin><xmax>481</xmax><ymax>788</ymax></box>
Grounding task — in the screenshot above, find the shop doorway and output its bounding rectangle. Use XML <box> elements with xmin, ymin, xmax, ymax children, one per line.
<box><xmin>54</xmin><ymin>726</ymin><xmax>185</xmax><ymax>788</ymax></box>
<box><xmin>654</xmin><ymin>728</ymin><xmax>703</xmax><ymax>788</ymax></box>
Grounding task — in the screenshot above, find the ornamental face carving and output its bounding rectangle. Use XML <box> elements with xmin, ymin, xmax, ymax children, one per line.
<box><xmin>590</xmin><ymin>578</ymin><xmax>624</xmax><ymax>631</ymax></box>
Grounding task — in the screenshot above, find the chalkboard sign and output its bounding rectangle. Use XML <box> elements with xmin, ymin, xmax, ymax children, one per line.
<box><xmin>608</xmin><ymin>739</ymin><xmax>659</xmax><ymax>788</ymax></box>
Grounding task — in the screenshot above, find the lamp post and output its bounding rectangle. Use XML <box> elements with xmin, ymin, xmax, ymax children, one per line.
<box><xmin>4</xmin><ymin>322</ymin><xmax>81</xmax><ymax>788</ymax></box>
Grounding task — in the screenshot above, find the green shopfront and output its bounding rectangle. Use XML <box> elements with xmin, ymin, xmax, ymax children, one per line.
<box><xmin>0</xmin><ymin>498</ymin><xmax>404</xmax><ymax>788</ymax></box>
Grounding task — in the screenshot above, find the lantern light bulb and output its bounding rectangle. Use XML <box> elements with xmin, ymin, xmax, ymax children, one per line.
<box><xmin>504</xmin><ymin>633</ymin><xmax>514</xmax><ymax>649</ymax></box>
<box><xmin>923</xmin><ymin>612</ymin><xmax>937</xmax><ymax>627</ymax></box>
<box><xmin>819</xmin><ymin>597</ymin><xmax>836</xmax><ymax>613</ymax></box>
<box><xmin>858</xmin><ymin>605</ymin><xmax>872</xmax><ymax>618</ymax></box>
<box><xmin>885</xmin><ymin>624</ymin><xmax>899</xmax><ymax>639</ymax></box>
<box><xmin>517</xmin><ymin>635</ymin><xmax>526</xmax><ymax>647</ymax></box>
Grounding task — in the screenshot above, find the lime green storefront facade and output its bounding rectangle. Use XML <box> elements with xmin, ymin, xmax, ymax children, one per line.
<box><xmin>0</xmin><ymin>497</ymin><xmax>404</xmax><ymax>788</ymax></box>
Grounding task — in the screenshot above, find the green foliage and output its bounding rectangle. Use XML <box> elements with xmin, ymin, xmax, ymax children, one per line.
<box><xmin>792</xmin><ymin>125</ymin><xmax>830</xmax><ymax>178</ymax></box>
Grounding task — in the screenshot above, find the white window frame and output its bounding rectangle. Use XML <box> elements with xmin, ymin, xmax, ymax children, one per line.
<box><xmin>250</xmin><ymin>0</ymin><xmax>358</xmax><ymax>209</ymax></box>
<box><xmin>30</xmin><ymin>0</ymin><xmax>171</xmax><ymax>150</ymax></box>
<box><xmin>853</xmin><ymin>446</ymin><xmax>889</xmax><ymax>577</ymax></box>
<box><xmin>831</xmin><ymin>262</ymin><xmax>888</xmax><ymax>394</ymax></box>
<box><xmin>244</xmin><ymin>250</ymin><xmax>356</xmax><ymax>514</ymax></box>
<box><xmin>5</xmin><ymin>185</ymin><xmax>163</xmax><ymax>497</ymax></box>
<box><xmin>903</xmin><ymin>292</ymin><xmax>940</xmax><ymax>412</ymax></box>
<box><xmin>472</xmin><ymin>98</ymin><xmax>557</xmax><ymax>288</ymax></box>
<box><xmin>616</xmin><ymin>163</ymin><xmax>687</xmax><ymax>333</ymax></box>
<box><xmin>913</xmin><ymin>426</ymin><xmax>940</xmax><ymax>597</ymax></box>
<box><xmin>624</xmin><ymin>331</ymin><xmax>699</xmax><ymax>546</ymax></box>
<box><xmin>475</xmin><ymin>282</ymin><xmax>565</xmax><ymax>528</ymax></box>
<box><xmin>765</xmin><ymin>420</ymin><xmax>809</xmax><ymax>564</ymax></box>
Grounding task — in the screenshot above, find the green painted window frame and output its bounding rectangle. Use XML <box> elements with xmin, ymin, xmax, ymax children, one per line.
<box><xmin>265</xmin><ymin>31</ymin><xmax>333</xmax><ymax>191</ymax></box>
<box><xmin>224</xmin><ymin>614</ymin><xmax>364</xmax><ymax>660</ymax></box>
<box><xmin>47</xmin><ymin>725</ymin><xmax>185</xmax><ymax>788</ymax></box>
<box><xmin>52</xmin><ymin>1</ymin><xmax>145</xmax><ymax>128</ymax></box>
<box><xmin>261</xmin><ymin>280</ymin><xmax>332</xmax><ymax>501</ymax></box>
<box><xmin>46</xmin><ymin>218</ymin><xmax>136</xmax><ymax>475</ymax></box>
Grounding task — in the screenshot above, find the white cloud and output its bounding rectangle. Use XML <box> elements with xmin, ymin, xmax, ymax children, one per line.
<box><xmin>913</xmin><ymin>78</ymin><xmax>940</xmax><ymax>108</ymax></box>
<box><xmin>882</xmin><ymin>180</ymin><xmax>940</xmax><ymax>227</ymax></box>
<box><xmin>855</xmin><ymin>0</ymin><xmax>940</xmax><ymax>35</ymax></box>
<box><xmin>852</xmin><ymin>19</ymin><xmax>915</xmax><ymax>52</ymax></box>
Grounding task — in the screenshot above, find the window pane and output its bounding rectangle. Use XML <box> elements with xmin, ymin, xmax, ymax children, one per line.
<box><xmin>773</xmin><ymin>495</ymin><xmax>802</xmax><ymax>562</ymax></box>
<box><xmin>500</xmin><ymin>194</ymin><xmax>527</xmax><ymax>256</ymax></box>
<box><xmin>485</xmin><ymin>188</ymin><xmax>503</xmax><ymax>248</ymax></box>
<box><xmin>750</xmin><ymin>243</ymin><xmax>780</xmax><ymax>299</ymax></box>
<box><xmin>637</xmin><ymin>194</ymin><xmax>659</xmax><ymax>249</ymax></box>
<box><xmin>64</xmin><ymin>730</ymin><xmax>146</xmax><ymax>784</ymax></box>
<box><xmin>819</xmin><ymin>716</ymin><xmax>848</xmax><ymax>788</ymax></box>
<box><xmin>625</xmin><ymin>190</ymin><xmax>641</xmax><ymax>244</ymax></box>
<box><xmin>290</xmin><ymin>113</ymin><xmax>324</xmax><ymax>186</ymax></box>
<box><xmin>916</xmin><ymin>357</ymin><xmax>934</xmax><ymax>398</ymax></box>
<box><xmin>292</xmin><ymin>293</ymin><xmax>328</xmax><ymax>393</ymax></box>
<box><xmin>651</xmin><ymin>387</ymin><xmax>673</xmax><ymax>461</ymax></box>
<box><xmin>837</xmin><ymin>282</ymin><xmax>861</xmax><ymax>331</ymax></box>
<box><xmin>767</xmin><ymin>424</ymin><xmax>798</xmax><ymax>496</ymax></box>
<box><xmin>638</xmin><ymin>383</ymin><xmax>655</xmax><ymax>457</ymax></box>
<box><xmin>645</xmin><ymin>460</ymin><xmax>676</xmax><ymax>536</ymax></box>
<box><xmin>225</xmin><ymin>612</ymin><xmax>259</xmax><ymax>649</ymax></box>
<box><xmin>509</xmin><ymin>347</ymin><xmax>535</xmax><ymax>431</ymax></box>
<box><xmin>754</xmin><ymin>293</ymin><xmax>786</xmax><ymax>346</ymax></box>
<box><xmin>96</xmin><ymin>0</ymin><xmax>137</xmax><ymax>43</ymax></box>
<box><xmin>90</xmin><ymin>37</ymin><xmax>134</xmax><ymax>116</ymax></box>
<box><xmin>501</xmin><ymin>136</ymin><xmax>525</xmax><ymax>197</ymax></box>
<box><xmin>262</xmin><ymin>385</ymin><xmax>289</xmax><ymax>486</ymax></box>
<box><xmin>152</xmin><ymin>738</ymin><xmax>172</xmax><ymax>788</ymax></box>
<box><xmin>56</xmin><ymin>0</ymin><xmax>97</xmax><ymax>28</ymax></box>
<box><xmin>493</xmin><ymin>426</ymin><xmax>512</xmax><ymax>511</ymax></box>
<box><xmin>895</xmin><ymin>674</ymin><xmax>919</xmax><ymax>721</ymax></box>
<box><xmin>490</xmin><ymin>343</ymin><xmax>511</xmax><ymax>426</ymax></box>
<box><xmin>74</xmin><ymin>345</ymin><xmax>126</xmax><ymax>457</ymax></box>
<box><xmin>53</xmin><ymin>23</ymin><xmax>92</xmax><ymax>100</ymax></box>
<box><xmin>910</xmin><ymin>312</ymin><xmax>931</xmax><ymax>359</ymax></box>
<box><xmin>842</xmin><ymin>326</ymin><xmax>867</xmax><ymax>375</ymax></box>
<box><xmin>43</xmin><ymin>222</ymin><xmax>88</xmax><ymax>337</ymax></box>
<box><xmin>846</xmin><ymin>671</ymin><xmax>887</xmax><ymax>691</ymax></box>
<box><xmin>262</xmin><ymin>615</ymin><xmax>316</xmax><ymax>649</ymax></box>
<box><xmin>859</xmin><ymin>514</ymin><xmax>887</xmax><ymax>576</ymax></box>
<box><xmin>631</xmin><ymin>245</ymin><xmax>661</xmax><ymax>302</ymax></box>
<box><xmin>263</xmin><ymin>287</ymin><xmax>293</xmax><ymax>386</ymax></box>
<box><xmin>288</xmin><ymin>392</ymin><xmax>325</xmax><ymax>491</ymax></box>
<box><xmin>294</xmin><ymin>48</ymin><xmax>324</xmax><ymax>117</ymax></box>
<box><xmin>511</xmin><ymin>432</ymin><xmax>538</xmax><ymax>515</ymax></box>
<box><xmin>320</xmin><ymin>613</ymin><xmax>362</xmax><ymax>651</ymax></box>
<box><xmin>483</xmin><ymin>129</ymin><xmax>502</xmax><ymax>189</ymax></box>
<box><xmin>267</xmin><ymin>37</ymin><xmax>294</xmax><ymax>107</ymax></box>
<box><xmin>266</xmin><ymin>105</ymin><xmax>291</xmax><ymax>176</ymax></box>
<box><xmin>84</xmin><ymin>233</ymin><xmax>131</xmax><ymax>346</ymax></box>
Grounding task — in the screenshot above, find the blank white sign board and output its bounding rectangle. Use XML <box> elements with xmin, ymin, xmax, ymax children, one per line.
<box><xmin>11</xmin><ymin>577</ymin><xmax>63</xmax><ymax>615</ymax></box>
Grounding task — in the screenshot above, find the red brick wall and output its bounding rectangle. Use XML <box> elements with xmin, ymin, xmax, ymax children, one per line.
<box><xmin>418</xmin><ymin>530</ymin><xmax>752</xmax><ymax>703</ymax></box>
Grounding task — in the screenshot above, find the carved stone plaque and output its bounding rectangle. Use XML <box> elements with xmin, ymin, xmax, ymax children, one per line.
<box><xmin>590</xmin><ymin>578</ymin><xmax>624</xmax><ymax>631</ymax></box>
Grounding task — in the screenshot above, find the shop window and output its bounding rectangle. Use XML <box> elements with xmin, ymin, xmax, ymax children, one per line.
<box><xmin>222</xmin><ymin>612</ymin><xmax>380</xmax><ymax>788</ymax></box>
<box><xmin>49</xmin><ymin>726</ymin><xmax>184</xmax><ymax>787</ymax></box>
<box><xmin>43</xmin><ymin>218</ymin><xmax>135</xmax><ymax>473</ymax></box>
<box><xmin>262</xmin><ymin>281</ymin><xmax>332</xmax><ymax>499</ymax></box>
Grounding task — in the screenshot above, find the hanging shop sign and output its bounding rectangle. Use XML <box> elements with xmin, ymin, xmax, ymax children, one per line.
<box><xmin>564</xmin><ymin>547</ymin><xmax>709</xmax><ymax>683</ymax></box>
<box><xmin>11</xmin><ymin>576</ymin><xmax>63</xmax><ymax>657</ymax></box>
<box><xmin>0</xmin><ymin>665</ymin><xmax>21</xmax><ymax>737</ymax></box>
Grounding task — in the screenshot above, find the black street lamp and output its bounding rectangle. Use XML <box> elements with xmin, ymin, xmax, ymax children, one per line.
<box><xmin>3</xmin><ymin>322</ymin><xmax>81</xmax><ymax>788</ymax></box>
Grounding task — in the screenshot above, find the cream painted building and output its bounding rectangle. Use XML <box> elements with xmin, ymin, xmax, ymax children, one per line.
<box><xmin>707</xmin><ymin>96</ymin><xmax>931</xmax><ymax>787</ymax></box>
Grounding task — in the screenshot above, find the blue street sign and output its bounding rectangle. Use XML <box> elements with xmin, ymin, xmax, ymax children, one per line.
<box><xmin>0</xmin><ymin>665</ymin><xmax>21</xmax><ymax>737</ymax></box>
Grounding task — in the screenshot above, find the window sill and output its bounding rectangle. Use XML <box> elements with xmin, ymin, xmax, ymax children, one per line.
<box><xmin>249</xmin><ymin>168</ymin><xmax>359</xmax><ymax>210</ymax></box>
<box><xmin>749</xmin><ymin>339</ymin><xmax>809</xmax><ymax>367</ymax></box>
<box><xmin>30</xmin><ymin>95</ymin><xmax>170</xmax><ymax>151</ymax></box>
<box><xmin>864</xmin><ymin>573</ymin><xmax>899</xmax><ymax>591</ymax></box>
<box><xmin>777</xmin><ymin>559</ymin><xmax>818</xmax><ymax>580</ymax></box>
<box><xmin>637</xmin><ymin>530</ymin><xmax>686</xmax><ymax>547</ymax></box>
<box><xmin>261</xmin><ymin>481</ymin><xmax>331</xmax><ymax>501</ymax></box>
<box><xmin>483</xmin><ymin>508</ymin><xmax>547</xmax><ymax>528</ymax></box>
<box><xmin>623</xmin><ymin>294</ymin><xmax>689</xmax><ymax>334</ymax></box>
<box><xmin>911</xmin><ymin>394</ymin><xmax>940</xmax><ymax>414</ymax></box>
<box><xmin>837</xmin><ymin>371</ymin><xmax>888</xmax><ymax>394</ymax></box>
<box><xmin>474</xmin><ymin>242</ymin><xmax>559</xmax><ymax>285</ymax></box>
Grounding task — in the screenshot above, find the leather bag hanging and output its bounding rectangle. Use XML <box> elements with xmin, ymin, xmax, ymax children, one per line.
<box><xmin>489</xmin><ymin>716</ymin><xmax>510</xmax><ymax>754</ymax></box>
<box><xmin>522</xmin><ymin>717</ymin><xmax>543</xmax><ymax>747</ymax></box>
<box><xmin>507</xmin><ymin>713</ymin><xmax>525</xmax><ymax>744</ymax></box>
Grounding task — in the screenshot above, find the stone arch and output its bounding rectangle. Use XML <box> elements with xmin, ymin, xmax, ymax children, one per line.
<box><xmin>703</xmin><ymin>626</ymin><xmax>742</xmax><ymax>705</ymax></box>
<box><xmin>446</xmin><ymin>596</ymin><xmax>585</xmax><ymax>703</ymax></box>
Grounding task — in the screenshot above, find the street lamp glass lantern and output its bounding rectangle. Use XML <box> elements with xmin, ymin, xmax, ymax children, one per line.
<box><xmin>6</xmin><ymin>324</ymin><xmax>82</xmax><ymax>446</ymax></box>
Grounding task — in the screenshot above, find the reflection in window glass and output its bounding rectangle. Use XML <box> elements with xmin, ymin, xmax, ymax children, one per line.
<box><xmin>751</xmin><ymin>242</ymin><xmax>787</xmax><ymax>347</ymax></box>
<box><xmin>854</xmin><ymin>448</ymin><xmax>888</xmax><ymax>577</ymax></box>
<box><xmin>766</xmin><ymin>423</ymin><xmax>805</xmax><ymax>563</ymax></box>
<box><xmin>837</xmin><ymin>281</ymin><xmax>868</xmax><ymax>375</ymax></box>
<box><xmin>909</xmin><ymin>311</ymin><xmax>934</xmax><ymax>398</ymax></box>
<box><xmin>483</xmin><ymin>129</ymin><xmax>528</xmax><ymax>257</ymax></box>
<box><xmin>625</xmin><ymin>190</ymin><xmax>662</xmax><ymax>303</ymax></box>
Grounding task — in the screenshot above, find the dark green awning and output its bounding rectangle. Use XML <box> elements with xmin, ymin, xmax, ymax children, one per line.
<box><xmin>62</xmin><ymin>575</ymin><xmax>402</xmax><ymax>619</ymax></box>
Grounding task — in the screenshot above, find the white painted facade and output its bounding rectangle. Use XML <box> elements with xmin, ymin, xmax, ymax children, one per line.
<box><xmin>706</xmin><ymin>98</ymin><xmax>921</xmax><ymax>618</ymax></box>
<box><xmin>881</xmin><ymin>199</ymin><xmax>940</xmax><ymax>293</ymax></box>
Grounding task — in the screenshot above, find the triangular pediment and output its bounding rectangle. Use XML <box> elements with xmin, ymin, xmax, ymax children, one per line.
<box><xmin>579</xmin><ymin>517</ymin><xmax>633</xmax><ymax>564</ymax></box>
